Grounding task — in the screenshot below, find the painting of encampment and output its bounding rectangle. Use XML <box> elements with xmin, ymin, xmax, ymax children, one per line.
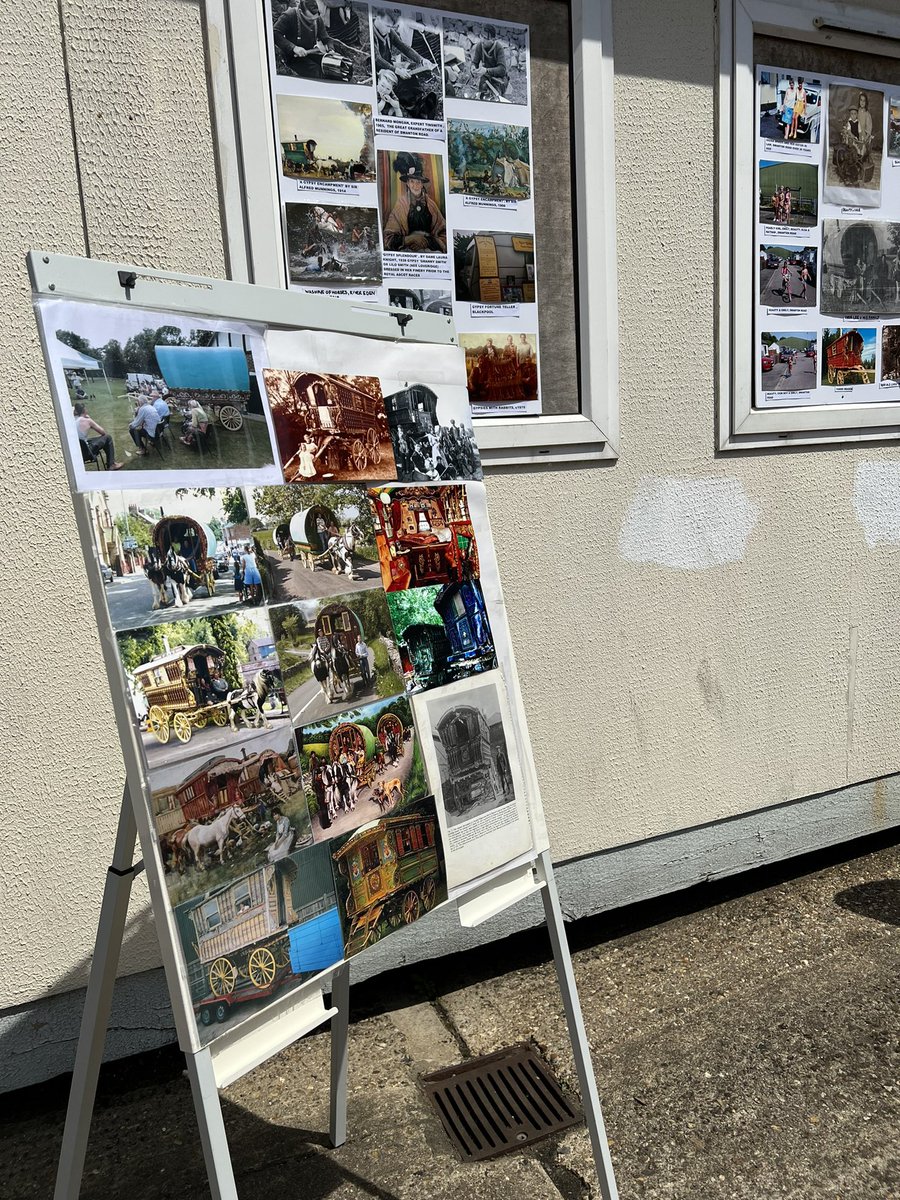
<box><xmin>277</xmin><ymin>95</ymin><xmax>375</xmax><ymax>183</ymax></box>
<box><xmin>447</xmin><ymin>119</ymin><xmax>530</xmax><ymax>199</ymax></box>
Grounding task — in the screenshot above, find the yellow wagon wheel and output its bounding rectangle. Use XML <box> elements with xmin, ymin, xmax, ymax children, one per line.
<box><xmin>350</xmin><ymin>438</ymin><xmax>367</xmax><ymax>472</ymax></box>
<box><xmin>147</xmin><ymin>706</ymin><xmax>170</xmax><ymax>744</ymax></box>
<box><xmin>402</xmin><ymin>889</ymin><xmax>421</xmax><ymax>924</ymax></box>
<box><xmin>172</xmin><ymin>712</ymin><xmax>193</xmax><ymax>743</ymax></box>
<box><xmin>211</xmin><ymin>708</ymin><xmax>229</xmax><ymax>727</ymax></box>
<box><xmin>218</xmin><ymin>404</ymin><xmax>244</xmax><ymax>431</ymax></box>
<box><xmin>247</xmin><ymin>946</ymin><xmax>278</xmax><ymax>989</ymax></box>
<box><xmin>420</xmin><ymin>876</ymin><xmax>437</xmax><ymax>912</ymax></box>
<box><xmin>194</xmin><ymin>713</ymin><xmax>208</xmax><ymax>730</ymax></box>
<box><xmin>209</xmin><ymin>957</ymin><xmax>237</xmax><ymax>996</ymax></box>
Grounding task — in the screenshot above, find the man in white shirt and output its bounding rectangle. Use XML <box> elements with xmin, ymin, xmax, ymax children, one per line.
<box><xmin>355</xmin><ymin>636</ymin><xmax>371</xmax><ymax>686</ymax></box>
<box><xmin>129</xmin><ymin>399</ymin><xmax>161</xmax><ymax>454</ymax></box>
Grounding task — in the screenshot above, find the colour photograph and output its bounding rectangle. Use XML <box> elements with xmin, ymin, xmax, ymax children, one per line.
<box><xmin>117</xmin><ymin>610</ymin><xmax>289</xmax><ymax>770</ymax></box>
<box><xmin>369</xmin><ymin>485</ymin><xmax>479</xmax><ymax>592</ymax></box>
<box><xmin>758</xmin><ymin>245</ymin><xmax>817</xmax><ymax>307</ymax></box>
<box><xmin>883</xmin><ymin>325</ymin><xmax>900</xmax><ymax>382</ymax></box>
<box><xmin>330</xmin><ymin>794</ymin><xmax>446</xmax><ymax>956</ymax></box>
<box><xmin>383</xmin><ymin>383</ymin><xmax>481</xmax><ymax>481</ymax></box>
<box><xmin>285</xmin><ymin>202</ymin><xmax>382</xmax><ymax>289</ymax></box>
<box><xmin>453</xmin><ymin>230</ymin><xmax>535</xmax><ymax>304</ymax></box>
<box><xmin>264</xmin><ymin>370</ymin><xmax>396</xmax><ymax>483</ymax></box>
<box><xmin>459</xmin><ymin>332</ymin><xmax>538</xmax><ymax>407</ymax></box>
<box><xmin>371</xmin><ymin>6</ymin><xmax>443</xmax><ymax>122</ymax></box>
<box><xmin>387</xmin><ymin>287</ymin><xmax>452</xmax><ymax>314</ymax></box>
<box><xmin>824</xmin><ymin>84</ymin><xmax>884</xmax><ymax>207</ymax></box>
<box><xmin>821</xmin><ymin>327</ymin><xmax>877</xmax><ymax>386</ymax></box>
<box><xmin>386</xmin><ymin>580</ymin><xmax>496</xmax><ymax>694</ymax></box>
<box><xmin>757</xmin><ymin>71</ymin><xmax>822</xmax><ymax>143</ymax></box>
<box><xmin>760</xmin><ymin>334</ymin><xmax>818</xmax><ymax>393</ymax></box>
<box><xmin>820</xmin><ymin>220</ymin><xmax>900</xmax><ymax>317</ymax></box>
<box><xmin>271</xmin><ymin>0</ymin><xmax>372</xmax><ymax>85</ymax></box>
<box><xmin>442</xmin><ymin>16</ymin><xmax>528</xmax><ymax>105</ymax></box>
<box><xmin>890</xmin><ymin>97</ymin><xmax>900</xmax><ymax>160</ymax></box>
<box><xmin>277</xmin><ymin>95</ymin><xmax>375</xmax><ymax>183</ymax></box>
<box><xmin>757</xmin><ymin>160</ymin><xmax>818</xmax><ymax>228</ymax></box>
<box><xmin>151</xmin><ymin>726</ymin><xmax>313</xmax><ymax>908</ymax></box>
<box><xmin>378</xmin><ymin>150</ymin><xmax>447</xmax><ymax>254</ymax></box>
<box><xmin>271</xmin><ymin>589</ymin><xmax>403</xmax><ymax>725</ymax></box>
<box><xmin>299</xmin><ymin>694</ymin><xmax>427</xmax><ymax>843</ymax></box>
<box><xmin>177</xmin><ymin>841</ymin><xmax>344</xmax><ymax>1040</ymax></box>
<box><xmin>447</xmin><ymin>119</ymin><xmax>530</xmax><ymax>199</ymax></box>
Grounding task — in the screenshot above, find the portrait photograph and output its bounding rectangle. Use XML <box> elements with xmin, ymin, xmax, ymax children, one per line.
<box><xmin>824</xmin><ymin>83</ymin><xmax>884</xmax><ymax>208</ymax></box>
<box><xmin>277</xmin><ymin>95</ymin><xmax>375</xmax><ymax>184</ymax></box>
<box><xmin>442</xmin><ymin>16</ymin><xmax>528</xmax><ymax>105</ymax></box>
<box><xmin>378</xmin><ymin>150</ymin><xmax>447</xmax><ymax>256</ymax></box>
<box><xmin>285</xmin><ymin>202</ymin><xmax>382</xmax><ymax>289</ymax></box>
<box><xmin>757</xmin><ymin>71</ymin><xmax>822</xmax><ymax>144</ymax></box>
<box><xmin>271</xmin><ymin>0</ymin><xmax>372</xmax><ymax>86</ymax></box>
<box><xmin>383</xmin><ymin>382</ymin><xmax>482</xmax><ymax>482</ymax></box>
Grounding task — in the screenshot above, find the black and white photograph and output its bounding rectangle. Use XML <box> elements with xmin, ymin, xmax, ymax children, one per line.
<box><xmin>820</xmin><ymin>220</ymin><xmax>900</xmax><ymax>317</ymax></box>
<box><xmin>371</xmin><ymin>6</ymin><xmax>443</xmax><ymax>123</ymax></box>
<box><xmin>388</xmin><ymin>287</ymin><xmax>452</xmax><ymax>315</ymax></box>
<box><xmin>428</xmin><ymin>685</ymin><xmax>514</xmax><ymax>829</ymax></box>
<box><xmin>271</xmin><ymin>0</ymin><xmax>373</xmax><ymax>86</ymax></box>
<box><xmin>758</xmin><ymin>245</ymin><xmax>817</xmax><ymax>308</ymax></box>
<box><xmin>383</xmin><ymin>383</ymin><xmax>482</xmax><ymax>482</ymax></box>
<box><xmin>285</xmin><ymin>202</ymin><xmax>382</xmax><ymax>290</ymax></box>
<box><xmin>442</xmin><ymin>16</ymin><xmax>528</xmax><ymax>106</ymax></box>
<box><xmin>823</xmin><ymin>83</ymin><xmax>884</xmax><ymax>208</ymax></box>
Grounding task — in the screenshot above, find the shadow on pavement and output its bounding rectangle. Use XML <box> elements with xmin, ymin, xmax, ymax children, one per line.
<box><xmin>834</xmin><ymin>878</ymin><xmax>900</xmax><ymax>926</ymax></box>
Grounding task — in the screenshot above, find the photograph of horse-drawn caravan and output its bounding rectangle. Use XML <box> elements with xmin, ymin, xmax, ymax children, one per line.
<box><xmin>277</xmin><ymin>95</ymin><xmax>375</xmax><ymax>184</ymax></box>
<box><xmin>44</xmin><ymin>301</ymin><xmax>276</xmax><ymax>483</ymax></box>
<box><xmin>821</xmin><ymin>327</ymin><xmax>877</xmax><ymax>387</ymax></box>
<box><xmin>368</xmin><ymin>484</ymin><xmax>480</xmax><ymax>592</ymax></box>
<box><xmin>173</xmin><ymin>841</ymin><xmax>344</xmax><ymax>1039</ymax></box>
<box><xmin>117</xmin><ymin>610</ymin><xmax>289</xmax><ymax>769</ymax></box>
<box><xmin>150</xmin><ymin>726</ymin><xmax>313</xmax><ymax>908</ymax></box>
<box><xmin>820</xmin><ymin>220</ymin><xmax>900</xmax><ymax>317</ymax></box>
<box><xmin>447</xmin><ymin>119</ymin><xmax>530</xmax><ymax>200</ymax></box>
<box><xmin>298</xmin><ymin>694</ymin><xmax>426</xmax><ymax>843</ymax></box>
<box><xmin>271</xmin><ymin>588</ymin><xmax>403</xmax><ymax>725</ymax></box>
<box><xmin>383</xmin><ymin>383</ymin><xmax>482</xmax><ymax>482</ymax></box>
<box><xmin>330</xmin><ymin>795</ymin><xmax>446</xmax><ymax>957</ymax></box>
<box><xmin>248</xmin><ymin>483</ymin><xmax>382</xmax><ymax>602</ymax></box>
<box><xmin>264</xmin><ymin>370</ymin><xmax>396</xmax><ymax>483</ymax></box>
<box><xmin>386</xmin><ymin>579</ymin><xmax>496</xmax><ymax>694</ymax></box>
<box><xmin>271</xmin><ymin>0</ymin><xmax>373</xmax><ymax>85</ymax></box>
<box><xmin>285</xmin><ymin>201</ymin><xmax>382</xmax><ymax>290</ymax></box>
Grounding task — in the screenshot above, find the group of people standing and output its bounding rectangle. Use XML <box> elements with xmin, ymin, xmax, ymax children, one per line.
<box><xmin>770</xmin><ymin>186</ymin><xmax>794</xmax><ymax>226</ymax></box>
<box><xmin>391</xmin><ymin>418</ymin><xmax>480</xmax><ymax>482</ymax></box>
<box><xmin>467</xmin><ymin>333</ymin><xmax>537</xmax><ymax>405</ymax></box>
<box><xmin>778</xmin><ymin>76</ymin><xmax>809</xmax><ymax>140</ymax></box>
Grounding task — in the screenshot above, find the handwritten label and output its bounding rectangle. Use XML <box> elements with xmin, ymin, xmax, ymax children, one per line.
<box><xmin>296</xmin><ymin>179</ymin><xmax>362</xmax><ymax>197</ymax></box>
<box><xmin>374</xmin><ymin>116</ymin><xmax>445</xmax><ymax>141</ymax></box>
<box><xmin>382</xmin><ymin>251</ymin><xmax>451</xmax><ymax>281</ymax></box>
<box><xmin>462</xmin><ymin>195</ymin><xmax>519</xmax><ymax>210</ymax></box>
<box><xmin>470</xmin><ymin>303</ymin><xmax>521</xmax><ymax>319</ymax></box>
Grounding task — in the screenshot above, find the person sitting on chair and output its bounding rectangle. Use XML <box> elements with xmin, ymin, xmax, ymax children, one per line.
<box><xmin>129</xmin><ymin>398</ymin><xmax>160</xmax><ymax>455</ymax></box>
<box><xmin>150</xmin><ymin>390</ymin><xmax>170</xmax><ymax>422</ymax></box>
<box><xmin>180</xmin><ymin>399</ymin><xmax>210</xmax><ymax>447</ymax></box>
<box><xmin>73</xmin><ymin>403</ymin><xmax>123</xmax><ymax>469</ymax></box>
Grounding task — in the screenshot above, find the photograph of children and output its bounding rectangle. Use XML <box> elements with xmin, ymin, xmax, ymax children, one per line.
<box><xmin>330</xmin><ymin>794</ymin><xmax>446</xmax><ymax>956</ymax></box>
<box><xmin>285</xmin><ymin>202</ymin><xmax>382</xmax><ymax>289</ymax></box>
<box><xmin>760</xmin><ymin>334</ymin><xmax>817</xmax><ymax>393</ymax></box>
<box><xmin>277</xmin><ymin>96</ymin><xmax>375</xmax><ymax>184</ymax></box>
<box><xmin>372</xmin><ymin>6</ymin><xmax>443</xmax><ymax>123</ymax></box>
<box><xmin>890</xmin><ymin>98</ymin><xmax>900</xmax><ymax>160</ymax></box>
<box><xmin>176</xmin><ymin>841</ymin><xmax>344</xmax><ymax>1042</ymax></box>
<box><xmin>271</xmin><ymin>0</ymin><xmax>372</xmax><ymax>86</ymax></box>
<box><xmin>453</xmin><ymin>231</ymin><xmax>535</xmax><ymax>304</ymax></box>
<box><xmin>442</xmin><ymin>17</ymin><xmax>528</xmax><ymax>105</ymax></box>
<box><xmin>150</xmin><ymin>726</ymin><xmax>314</xmax><ymax>909</ymax></box>
<box><xmin>299</xmin><ymin>694</ymin><xmax>427</xmax><ymax>843</ymax></box>
<box><xmin>459</xmin><ymin>332</ymin><xmax>539</xmax><ymax>407</ymax></box>
<box><xmin>272</xmin><ymin>589</ymin><xmax>403</xmax><ymax>725</ymax></box>
<box><xmin>248</xmin><ymin>483</ymin><xmax>382</xmax><ymax>602</ymax></box>
<box><xmin>383</xmin><ymin>383</ymin><xmax>482</xmax><ymax>482</ymax></box>
<box><xmin>820</xmin><ymin>220</ymin><xmax>900</xmax><ymax>317</ymax></box>
<box><xmin>368</xmin><ymin>485</ymin><xmax>479</xmax><ymax>592</ymax></box>
<box><xmin>821</xmin><ymin>327</ymin><xmax>877</xmax><ymax>386</ymax></box>
<box><xmin>759</xmin><ymin>245</ymin><xmax>817</xmax><ymax>307</ymax></box>
<box><xmin>90</xmin><ymin>488</ymin><xmax>256</xmax><ymax>632</ymax></box>
<box><xmin>758</xmin><ymin>72</ymin><xmax>822</xmax><ymax>144</ymax></box>
<box><xmin>264</xmin><ymin>370</ymin><xmax>397</xmax><ymax>484</ymax></box>
<box><xmin>447</xmin><ymin>119</ymin><xmax>530</xmax><ymax>200</ymax></box>
<box><xmin>117</xmin><ymin>609</ymin><xmax>289</xmax><ymax>770</ymax></box>
<box><xmin>824</xmin><ymin>84</ymin><xmax>884</xmax><ymax>208</ymax></box>
<box><xmin>386</xmin><ymin>579</ymin><xmax>496</xmax><ymax>694</ymax></box>
<box><xmin>883</xmin><ymin>326</ymin><xmax>900</xmax><ymax>382</ymax></box>
<box><xmin>757</xmin><ymin>160</ymin><xmax>818</xmax><ymax>228</ymax></box>
<box><xmin>379</xmin><ymin>151</ymin><xmax>447</xmax><ymax>256</ymax></box>
<box><xmin>388</xmin><ymin>287</ymin><xmax>452</xmax><ymax>315</ymax></box>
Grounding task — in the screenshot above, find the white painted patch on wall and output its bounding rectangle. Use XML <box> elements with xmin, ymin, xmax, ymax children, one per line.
<box><xmin>618</xmin><ymin>476</ymin><xmax>760</xmax><ymax>570</ymax></box>
<box><xmin>853</xmin><ymin>461</ymin><xmax>900</xmax><ymax>548</ymax></box>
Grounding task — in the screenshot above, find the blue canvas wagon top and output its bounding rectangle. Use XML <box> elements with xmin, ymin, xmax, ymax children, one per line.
<box><xmin>155</xmin><ymin>345</ymin><xmax>250</xmax><ymax>393</ymax></box>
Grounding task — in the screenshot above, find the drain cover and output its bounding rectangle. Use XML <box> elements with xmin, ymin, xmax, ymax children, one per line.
<box><xmin>421</xmin><ymin>1042</ymin><xmax>580</xmax><ymax>1161</ymax></box>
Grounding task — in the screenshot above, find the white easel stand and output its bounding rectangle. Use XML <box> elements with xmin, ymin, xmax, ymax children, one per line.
<box><xmin>54</xmin><ymin>794</ymin><xmax>618</xmax><ymax>1200</ymax></box>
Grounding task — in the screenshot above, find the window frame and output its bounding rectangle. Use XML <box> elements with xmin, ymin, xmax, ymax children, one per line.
<box><xmin>202</xmin><ymin>0</ymin><xmax>619</xmax><ymax>467</ymax></box>
<box><xmin>719</xmin><ymin>0</ymin><xmax>900</xmax><ymax>452</ymax></box>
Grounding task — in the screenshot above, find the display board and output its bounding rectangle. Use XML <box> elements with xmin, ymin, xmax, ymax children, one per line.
<box><xmin>264</xmin><ymin>1</ymin><xmax>540</xmax><ymax>417</ymax></box>
<box><xmin>755</xmin><ymin>66</ymin><xmax>900</xmax><ymax>408</ymax></box>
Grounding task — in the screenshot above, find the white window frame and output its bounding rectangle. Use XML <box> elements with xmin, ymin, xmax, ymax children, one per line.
<box><xmin>719</xmin><ymin>0</ymin><xmax>900</xmax><ymax>451</ymax></box>
<box><xmin>201</xmin><ymin>0</ymin><xmax>619</xmax><ymax>467</ymax></box>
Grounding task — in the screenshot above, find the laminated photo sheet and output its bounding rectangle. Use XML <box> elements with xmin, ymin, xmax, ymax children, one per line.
<box><xmin>754</xmin><ymin>66</ymin><xmax>900</xmax><ymax>410</ymax></box>
<box><xmin>35</xmin><ymin>298</ymin><xmax>282</xmax><ymax>492</ymax></box>
<box><xmin>264</xmin><ymin>1</ymin><xmax>540</xmax><ymax>416</ymax></box>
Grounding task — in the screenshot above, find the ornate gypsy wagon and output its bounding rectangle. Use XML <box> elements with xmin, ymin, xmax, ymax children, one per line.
<box><xmin>315</xmin><ymin>603</ymin><xmax>365</xmax><ymax>684</ymax></box>
<box><xmin>824</xmin><ymin>331</ymin><xmax>868</xmax><ymax>385</ymax></box>
<box><xmin>153</xmin><ymin>515</ymin><xmax>217</xmax><ymax>594</ymax></box>
<box><xmin>155</xmin><ymin>344</ymin><xmax>252</xmax><ymax>432</ymax></box>
<box><xmin>282</xmin><ymin>374</ymin><xmax>387</xmax><ymax>479</ymax></box>
<box><xmin>133</xmin><ymin>643</ymin><xmax>231</xmax><ymax>744</ymax></box>
<box><xmin>383</xmin><ymin>384</ymin><xmax>439</xmax><ymax>437</ymax></box>
<box><xmin>376</xmin><ymin>712</ymin><xmax>405</xmax><ymax>761</ymax></box>
<box><xmin>369</xmin><ymin>486</ymin><xmax>478</xmax><ymax>591</ymax></box>
<box><xmin>435</xmin><ymin>705</ymin><xmax>511</xmax><ymax>818</ymax></box>
<box><xmin>288</xmin><ymin>504</ymin><xmax>339</xmax><ymax>570</ymax></box>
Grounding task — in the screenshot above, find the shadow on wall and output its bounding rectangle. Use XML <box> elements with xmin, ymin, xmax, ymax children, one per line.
<box><xmin>834</xmin><ymin>879</ymin><xmax>900</xmax><ymax>927</ymax></box>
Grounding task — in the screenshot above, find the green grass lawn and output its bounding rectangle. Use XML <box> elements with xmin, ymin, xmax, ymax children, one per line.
<box><xmin>72</xmin><ymin>377</ymin><xmax>275</xmax><ymax>473</ymax></box>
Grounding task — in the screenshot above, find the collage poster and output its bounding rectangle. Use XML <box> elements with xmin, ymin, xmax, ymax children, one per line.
<box><xmin>265</xmin><ymin>1</ymin><xmax>541</xmax><ymax>417</ymax></box>
<box><xmin>755</xmin><ymin>67</ymin><xmax>900</xmax><ymax>408</ymax></box>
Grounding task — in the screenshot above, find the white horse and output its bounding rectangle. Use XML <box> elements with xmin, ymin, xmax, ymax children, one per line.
<box><xmin>226</xmin><ymin>669</ymin><xmax>275</xmax><ymax>732</ymax></box>
<box><xmin>184</xmin><ymin>806</ymin><xmax>243</xmax><ymax>867</ymax></box>
<box><xmin>327</xmin><ymin>522</ymin><xmax>365</xmax><ymax>579</ymax></box>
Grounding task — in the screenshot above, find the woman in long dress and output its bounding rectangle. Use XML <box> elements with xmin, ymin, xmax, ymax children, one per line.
<box><xmin>296</xmin><ymin>436</ymin><xmax>318</xmax><ymax>479</ymax></box>
<box><xmin>266</xmin><ymin>807</ymin><xmax>294</xmax><ymax>863</ymax></box>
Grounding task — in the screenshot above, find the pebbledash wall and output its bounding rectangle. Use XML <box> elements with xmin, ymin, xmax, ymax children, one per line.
<box><xmin>2</xmin><ymin>0</ymin><xmax>900</xmax><ymax>1091</ymax></box>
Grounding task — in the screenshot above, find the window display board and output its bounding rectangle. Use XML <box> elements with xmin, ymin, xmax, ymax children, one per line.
<box><xmin>30</xmin><ymin>252</ymin><xmax>618</xmax><ymax>1200</ymax></box>
<box><xmin>264</xmin><ymin>1</ymin><xmax>541</xmax><ymax>417</ymax></box>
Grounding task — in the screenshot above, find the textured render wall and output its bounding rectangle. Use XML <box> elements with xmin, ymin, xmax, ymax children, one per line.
<box><xmin>1</xmin><ymin>0</ymin><xmax>899</xmax><ymax>1025</ymax></box>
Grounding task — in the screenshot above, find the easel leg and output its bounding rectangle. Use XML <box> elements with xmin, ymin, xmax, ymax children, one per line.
<box><xmin>329</xmin><ymin>962</ymin><xmax>350</xmax><ymax>1148</ymax></box>
<box><xmin>538</xmin><ymin>849</ymin><xmax>619</xmax><ymax>1200</ymax></box>
<box><xmin>185</xmin><ymin>1050</ymin><xmax>239</xmax><ymax>1200</ymax></box>
<box><xmin>54</xmin><ymin>790</ymin><xmax>140</xmax><ymax>1200</ymax></box>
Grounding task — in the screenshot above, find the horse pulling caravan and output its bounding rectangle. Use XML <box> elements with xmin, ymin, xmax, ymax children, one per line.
<box><xmin>288</xmin><ymin>504</ymin><xmax>367</xmax><ymax>578</ymax></box>
<box><xmin>143</xmin><ymin>514</ymin><xmax>218</xmax><ymax>608</ymax></box>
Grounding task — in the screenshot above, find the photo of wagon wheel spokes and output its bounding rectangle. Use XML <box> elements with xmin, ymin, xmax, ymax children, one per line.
<box><xmin>274</xmin><ymin>939</ymin><xmax>291</xmax><ymax>968</ymax></box>
<box><xmin>172</xmin><ymin>712</ymin><xmax>194</xmax><ymax>743</ymax></box>
<box><xmin>247</xmin><ymin>945</ymin><xmax>278</xmax><ymax>989</ymax></box>
<box><xmin>210</xmin><ymin>707</ymin><xmax>229</xmax><ymax>726</ymax></box>
<box><xmin>217</xmin><ymin>403</ymin><xmax>244</xmax><ymax>431</ymax></box>
<box><xmin>208</xmin><ymin>956</ymin><xmax>238</xmax><ymax>996</ymax></box>
<box><xmin>147</xmin><ymin>706</ymin><xmax>170</xmax><ymax>743</ymax></box>
<box><xmin>420</xmin><ymin>875</ymin><xmax>437</xmax><ymax>911</ymax></box>
<box><xmin>402</xmin><ymin>889</ymin><xmax>421</xmax><ymax>924</ymax></box>
<box><xmin>364</xmin><ymin>427</ymin><xmax>382</xmax><ymax>466</ymax></box>
<box><xmin>350</xmin><ymin>438</ymin><xmax>367</xmax><ymax>472</ymax></box>
<box><xmin>193</xmin><ymin>713</ymin><xmax>209</xmax><ymax>730</ymax></box>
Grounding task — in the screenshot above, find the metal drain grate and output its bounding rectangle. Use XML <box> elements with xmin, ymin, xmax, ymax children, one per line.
<box><xmin>421</xmin><ymin>1042</ymin><xmax>580</xmax><ymax>1161</ymax></box>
